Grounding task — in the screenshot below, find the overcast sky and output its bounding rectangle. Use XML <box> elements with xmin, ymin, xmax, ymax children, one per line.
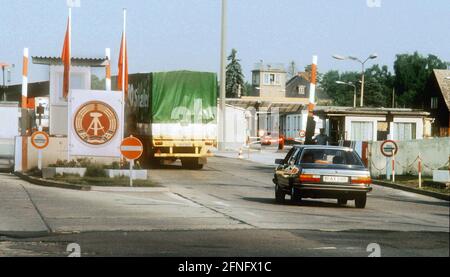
<box><xmin>0</xmin><ymin>0</ymin><xmax>449</xmax><ymax>84</ymax></box>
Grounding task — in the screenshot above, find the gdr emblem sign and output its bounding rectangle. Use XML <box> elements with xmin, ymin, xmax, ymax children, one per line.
<box><xmin>73</xmin><ymin>101</ymin><xmax>118</xmax><ymax>145</ymax></box>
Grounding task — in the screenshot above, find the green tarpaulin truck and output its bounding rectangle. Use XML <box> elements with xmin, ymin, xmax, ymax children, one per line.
<box><xmin>124</xmin><ymin>71</ymin><xmax>218</xmax><ymax>169</ymax></box>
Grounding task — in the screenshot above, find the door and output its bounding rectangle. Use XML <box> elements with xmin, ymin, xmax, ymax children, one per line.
<box><xmin>277</xmin><ymin>147</ymin><xmax>301</xmax><ymax>188</ymax></box>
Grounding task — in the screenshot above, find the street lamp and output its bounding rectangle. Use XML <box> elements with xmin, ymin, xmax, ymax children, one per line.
<box><xmin>332</xmin><ymin>53</ymin><xmax>378</xmax><ymax>107</ymax></box>
<box><xmin>335</xmin><ymin>81</ymin><xmax>357</xmax><ymax>108</ymax></box>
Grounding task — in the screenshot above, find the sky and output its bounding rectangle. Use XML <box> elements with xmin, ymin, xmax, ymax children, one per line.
<box><xmin>0</xmin><ymin>0</ymin><xmax>449</xmax><ymax>85</ymax></box>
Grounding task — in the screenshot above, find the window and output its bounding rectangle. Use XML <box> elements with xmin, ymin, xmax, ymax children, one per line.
<box><xmin>299</xmin><ymin>148</ymin><xmax>364</xmax><ymax>166</ymax></box>
<box><xmin>297</xmin><ymin>85</ymin><xmax>306</xmax><ymax>95</ymax></box>
<box><xmin>431</xmin><ymin>97</ymin><xmax>438</xmax><ymax>109</ymax></box>
<box><xmin>263</xmin><ymin>73</ymin><xmax>280</xmax><ymax>85</ymax></box>
<box><xmin>253</xmin><ymin>73</ymin><xmax>260</xmax><ymax>85</ymax></box>
<box><xmin>350</xmin><ymin>121</ymin><xmax>373</xmax><ymax>141</ymax></box>
<box><xmin>394</xmin><ymin>122</ymin><xmax>416</xmax><ymax>141</ymax></box>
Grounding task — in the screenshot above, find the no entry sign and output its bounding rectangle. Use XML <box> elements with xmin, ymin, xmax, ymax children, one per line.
<box><xmin>299</xmin><ymin>130</ymin><xmax>306</xmax><ymax>138</ymax></box>
<box><xmin>120</xmin><ymin>136</ymin><xmax>143</xmax><ymax>160</ymax></box>
<box><xmin>380</xmin><ymin>140</ymin><xmax>398</xmax><ymax>157</ymax></box>
<box><xmin>31</xmin><ymin>131</ymin><xmax>49</xmax><ymax>149</ymax></box>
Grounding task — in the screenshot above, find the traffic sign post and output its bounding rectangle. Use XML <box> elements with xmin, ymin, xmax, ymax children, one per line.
<box><xmin>380</xmin><ymin>140</ymin><xmax>398</xmax><ymax>182</ymax></box>
<box><xmin>31</xmin><ymin>130</ymin><xmax>49</xmax><ymax>170</ymax></box>
<box><xmin>120</xmin><ymin>136</ymin><xmax>143</xmax><ymax>187</ymax></box>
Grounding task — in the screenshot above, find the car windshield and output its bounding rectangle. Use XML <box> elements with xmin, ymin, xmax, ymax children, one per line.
<box><xmin>299</xmin><ymin>148</ymin><xmax>364</xmax><ymax>166</ymax></box>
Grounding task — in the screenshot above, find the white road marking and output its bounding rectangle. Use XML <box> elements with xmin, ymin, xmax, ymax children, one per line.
<box><xmin>309</xmin><ymin>247</ymin><xmax>337</xmax><ymax>250</ymax></box>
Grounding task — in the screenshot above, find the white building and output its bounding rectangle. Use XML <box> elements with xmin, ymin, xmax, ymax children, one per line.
<box><xmin>313</xmin><ymin>106</ymin><xmax>432</xmax><ymax>143</ymax></box>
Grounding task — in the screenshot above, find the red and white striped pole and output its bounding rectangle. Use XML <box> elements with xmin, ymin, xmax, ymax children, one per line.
<box><xmin>302</xmin><ymin>55</ymin><xmax>318</xmax><ymax>144</ymax></box>
<box><xmin>22</xmin><ymin>48</ymin><xmax>29</xmax><ymax>110</ymax></box>
<box><xmin>105</xmin><ymin>48</ymin><xmax>111</xmax><ymax>91</ymax></box>
<box><xmin>20</xmin><ymin>47</ymin><xmax>29</xmax><ymax>172</ymax></box>
<box><xmin>418</xmin><ymin>153</ymin><xmax>422</xmax><ymax>188</ymax></box>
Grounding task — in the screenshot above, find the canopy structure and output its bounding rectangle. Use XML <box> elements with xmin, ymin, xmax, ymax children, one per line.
<box><xmin>225</xmin><ymin>96</ymin><xmax>309</xmax><ymax>113</ymax></box>
<box><xmin>32</xmin><ymin>56</ymin><xmax>108</xmax><ymax>67</ymax></box>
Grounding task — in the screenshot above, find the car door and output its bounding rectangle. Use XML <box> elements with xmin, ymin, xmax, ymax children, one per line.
<box><xmin>278</xmin><ymin>148</ymin><xmax>301</xmax><ymax>188</ymax></box>
<box><xmin>275</xmin><ymin>147</ymin><xmax>296</xmax><ymax>187</ymax></box>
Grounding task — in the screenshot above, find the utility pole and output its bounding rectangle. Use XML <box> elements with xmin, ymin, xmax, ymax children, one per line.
<box><xmin>218</xmin><ymin>0</ymin><xmax>227</xmax><ymax>150</ymax></box>
<box><xmin>392</xmin><ymin>87</ymin><xmax>395</xmax><ymax>108</ymax></box>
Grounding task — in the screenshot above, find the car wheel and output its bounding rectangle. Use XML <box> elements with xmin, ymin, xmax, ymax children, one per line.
<box><xmin>275</xmin><ymin>184</ymin><xmax>285</xmax><ymax>203</ymax></box>
<box><xmin>290</xmin><ymin>187</ymin><xmax>301</xmax><ymax>203</ymax></box>
<box><xmin>355</xmin><ymin>194</ymin><xmax>367</xmax><ymax>208</ymax></box>
<box><xmin>338</xmin><ymin>198</ymin><xmax>348</xmax><ymax>205</ymax></box>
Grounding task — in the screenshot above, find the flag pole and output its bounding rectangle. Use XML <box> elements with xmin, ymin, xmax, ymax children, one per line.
<box><xmin>105</xmin><ymin>48</ymin><xmax>111</xmax><ymax>91</ymax></box>
<box><xmin>67</xmin><ymin>6</ymin><xmax>72</xmax><ymax>162</ymax></box>
<box><xmin>121</xmin><ymin>8</ymin><xmax>126</xmax><ymax>144</ymax></box>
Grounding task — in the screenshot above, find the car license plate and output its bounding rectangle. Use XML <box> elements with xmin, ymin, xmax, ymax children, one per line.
<box><xmin>177</xmin><ymin>142</ymin><xmax>193</xmax><ymax>147</ymax></box>
<box><xmin>323</xmin><ymin>176</ymin><xmax>348</xmax><ymax>183</ymax></box>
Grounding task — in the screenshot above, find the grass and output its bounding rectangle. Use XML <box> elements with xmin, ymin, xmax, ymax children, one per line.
<box><xmin>376</xmin><ymin>175</ymin><xmax>450</xmax><ymax>195</ymax></box>
<box><xmin>50</xmin><ymin>174</ymin><xmax>159</xmax><ymax>187</ymax></box>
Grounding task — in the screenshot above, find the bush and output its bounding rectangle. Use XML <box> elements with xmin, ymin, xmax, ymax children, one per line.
<box><xmin>85</xmin><ymin>164</ymin><xmax>107</xmax><ymax>177</ymax></box>
<box><xmin>48</xmin><ymin>158</ymin><xmax>93</xmax><ymax>168</ymax></box>
<box><xmin>27</xmin><ymin>167</ymin><xmax>42</xmax><ymax>177</ymax></box>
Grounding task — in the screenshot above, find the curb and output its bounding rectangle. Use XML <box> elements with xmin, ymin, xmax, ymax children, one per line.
<box><xmin>14</xmin><ymin>172</ymin><xmax>91</xmax><ymax>191</ymax></box>
<box><xmin>90</xmin><ymin>186</ymin><xmax>168</xmax><ymax>192</ymax></box>
<box><xmin>373</xmin><ymin>180</ymin><xmax>449</xmax><ymax>201</ymax></box>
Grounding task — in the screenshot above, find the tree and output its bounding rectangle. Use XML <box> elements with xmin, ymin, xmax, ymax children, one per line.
<box><xmin>91</xmin><ymin>74</ymin><xmax>105</xmax><ymax>90</ymax></box>
<box><xmin>286</xmin><ymin>61</ymin><xmax>298</xmax><ymax>80</ymax></box>
<box><xmin>243</xmin><ymin>81</ymin><xmax>253</xmax><ymax>96</ymax></box>
<box><xmin>320</xmin><ymin>70</ymin><xmax>359</xmax><ymax>106</ymax></box>
<box><xmin>319</xmin><ymin>66</ymin><xmax>392</xmax><ymax>107</ymax></box>
<box><xmin>393</xmin><ymin>52</ymin><xmax>447</xmax><ymax>108</ymax></box>
<box><xmin>226</xmin><ymin>49</ymin><xmax>245</xmax><ymax>98</ymax></box>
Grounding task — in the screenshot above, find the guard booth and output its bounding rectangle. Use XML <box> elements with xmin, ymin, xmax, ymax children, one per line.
<box><xmin>14</xmin><ymin>56</ymin><xmax>109</xmax><ymax>171</ymax></box>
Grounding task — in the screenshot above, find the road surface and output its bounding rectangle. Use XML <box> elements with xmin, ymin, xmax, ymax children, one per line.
<box><xmin>0</xmin><ymin>156</ymin><xmax>448</xmax><ymax>256</ymax></box>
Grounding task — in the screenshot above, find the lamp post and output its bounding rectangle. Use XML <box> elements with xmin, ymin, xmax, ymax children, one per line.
<box><xmin>335</xmin><ymin>81</ymin><xmax>357</xmax><ymax>108</ymax></box>
<box><xmin>218</xmin><ymin>0</ymin><xmax>227</xmax><ymax>150</ymax></box>
<box><xmin>333</xmin><ymin>53</ymin><xmax>377</xmax><ymax>107</ymax></box>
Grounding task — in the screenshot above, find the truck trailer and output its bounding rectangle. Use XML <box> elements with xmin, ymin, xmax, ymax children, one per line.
<box><xmin>123</xmin><ymin>71</ymin><xmax>218</xmax><ymax>169</ymax></box>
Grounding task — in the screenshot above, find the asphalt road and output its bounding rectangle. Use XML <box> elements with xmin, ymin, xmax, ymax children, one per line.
<box><xmin>0</xmin><ymin>156</ymin><xmax>448</xmax><ymax>256</ymax></box>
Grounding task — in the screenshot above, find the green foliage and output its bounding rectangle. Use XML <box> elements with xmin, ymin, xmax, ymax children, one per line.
<box><xmin>244</xmin><ymin>81</ymin><xmax>253</xmax><ymax>96</ymax></box>
<box><xmin>226</xmin><ymin>49</ymin><xmax>245</xmax><ymax>98</ymax></box>
<box><xmin>27</xmin><ymin>167</ymin><xmax>42</xmax><ymax>177</ymax></box>
<box><xmin>320</xmin><ymin>70</ymin><xmax>360</xmax><ymax>106</ymax></box>
<box><xmin>85</xmin><ymin>164</ymin><xmax>107</xmax><ymax>177</ymax></box>
<box><xmin>91</xmin><ymin>74</ymin><xmax>106</xmax><ymax>90</ymax></box>
<box><xmin>48</xmin><ymin>158</ymin><xmax>93</xmax><ymax>168</ymax></box>
<box><xmin>393</xmin><ymin>52</ymin><xmax>447</xmax><ymax>108</ymax></box>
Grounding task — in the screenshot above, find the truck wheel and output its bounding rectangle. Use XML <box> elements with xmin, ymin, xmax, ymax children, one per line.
<box><xmin>355</xmin><ymin>194</ymin><xmax>367</xmax><ymax>208</ymax></box>
<box><xmin>181</xmin><ymin>158</ymin><xmax>203</xmax><ymax>170</ymax></box>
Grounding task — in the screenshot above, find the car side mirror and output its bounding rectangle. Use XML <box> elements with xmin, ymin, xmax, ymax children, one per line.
<box><xmin>275</xmin><ymin>159</ymin><xmax>284</xmax><ymax>165</ymax></box>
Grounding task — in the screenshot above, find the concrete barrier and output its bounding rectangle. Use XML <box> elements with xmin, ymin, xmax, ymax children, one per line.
<box><xmin>369</xmin><ymin>137</ymin><xmax>450</xmax><ymax>177</ymax></box>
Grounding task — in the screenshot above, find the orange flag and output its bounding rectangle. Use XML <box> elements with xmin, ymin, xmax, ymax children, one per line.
<box><xmin>117</xmin><ymin>33</ymin><xmax>128</xmax><ymax>96</ymax></box>
<box><xmin>61</xmin><ymin>19</ymin><xmax>70</xmax><ymax>99</ymax></box>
